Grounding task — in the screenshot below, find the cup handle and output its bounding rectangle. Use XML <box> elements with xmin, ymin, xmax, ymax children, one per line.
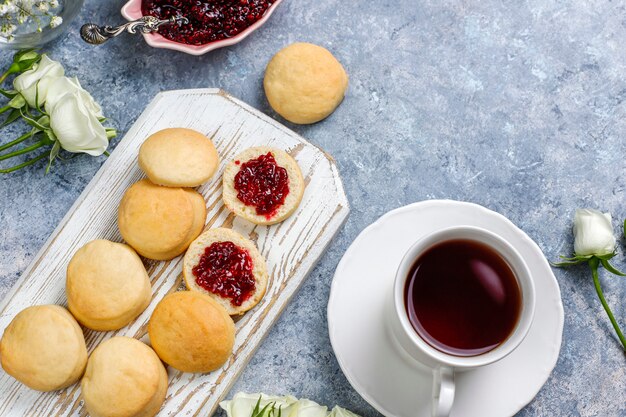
<box><xmin>431</xmin><ymin>366</ymin><xmax>455</xmax><ymax>417</ymax></box>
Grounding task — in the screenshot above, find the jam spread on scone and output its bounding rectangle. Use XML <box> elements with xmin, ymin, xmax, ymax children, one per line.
<box><xmin>192</xmin><ymin>241</ymin><xmax>256</xmax><ymax>306</ymax></box>
<box><xmin>234</xmin><ymin>152</ymin><xmax>290</xmax><ymax>218</ymax></box>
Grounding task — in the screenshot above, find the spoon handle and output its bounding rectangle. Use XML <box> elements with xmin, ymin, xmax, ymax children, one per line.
<box><xmin>80</xmin><ymin>16</ymin><xmax>188</xmax><ymax>45</ymax></box>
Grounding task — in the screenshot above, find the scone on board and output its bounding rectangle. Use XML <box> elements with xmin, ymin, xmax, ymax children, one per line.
<box><xmin>66</xmin><ymin>239</ymin><xmax>152</xmax><ymax>331</ymax></box>
<box><xmin>118</xmin><ymin>179</ymin><xmax>206</xmax><ymax>260</ymax></box>
<box><xmin>222</xmin><ymin>146</ymin><xmax>304</xmax><ymax>226</ymax></box>
<box><xmin>81</xmin><ymin>337</ymin><xmax>168</xmax><ymax>417</ymax></box>
<box><xmin>138</xmin><ymin>128</ymin><xmax>220</xmax><ymax>188</ymax></box>
<box><xmin>183</xmin><ymin>228</ymin><xmax>268</xmax><ymax>316</ymax></box>
<box><xmin>148</xmin><ymin>291</ymin><xmax>235</xmax><ymax>373</ymax></box>
<box><xmin>0</xmin><ymin>305</ymin><xmax>87</xmax><ymax>392</ymax></box>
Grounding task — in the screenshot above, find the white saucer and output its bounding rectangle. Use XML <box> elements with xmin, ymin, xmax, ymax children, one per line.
<box><xmin>328</xmin><ymin>200</ymin><xmax>564</xmax><ymax>417</ymax></box>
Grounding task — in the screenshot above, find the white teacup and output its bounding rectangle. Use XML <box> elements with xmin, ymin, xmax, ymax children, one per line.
<box><xmin>389</xmin><ymin>226</ymin><xmax>536</xmax><ymax>417</ymax></box>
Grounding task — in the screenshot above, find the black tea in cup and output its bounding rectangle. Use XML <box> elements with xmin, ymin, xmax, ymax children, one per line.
<box><xmin>404</xmin><ymin>239</ymin><xmax>522</xmax><ymax>357</ymax></box>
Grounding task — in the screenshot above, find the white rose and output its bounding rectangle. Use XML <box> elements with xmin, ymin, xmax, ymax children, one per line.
<box><xmin>282</xmin><ymin>399</ymin><xmax>327</xmax><ymax>417</ymax></box>
<box><xmin>13</xmin><ymin>54</ymin><xmax>64</xmax><ymax>107</ymax></box>
<box><xmin>573</xmin><ymin>209</ymin><xmax>616</xmax><ymax>257</ymax></box>
<box><xmin>220</xmin><ymin>393</ymin><xmax>298</xmax><ymax>417</ymax></box>
<box><xmin>46</xmin><ymin>76</ymin><xmax>103</xmax><ymax>118</ymax></box>
<box><xmin>47</xmin><ymin>90</ymin><xmax>108</xmax><ymax>156</ymax></box>
<box><xmin>328</xmin><ymin>406</ymin><xmax>361</xmax><ymax>417</ymax></box>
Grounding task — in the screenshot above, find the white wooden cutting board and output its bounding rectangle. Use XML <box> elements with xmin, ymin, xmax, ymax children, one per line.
<box><xmin>0</xmin><ymin>89</ymin><xmax>349</xmax><ymax>416</ymax></box>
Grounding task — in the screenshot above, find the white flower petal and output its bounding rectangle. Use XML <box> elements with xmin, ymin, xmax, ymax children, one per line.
<box><xmin>49</xmin><ymin>92</ymin><xmax>108</xmax><ymax>156</ymax></box>
<box><xmin>328</xmin><ymin>406</ymin><xmax>361</xmax><ymax>417</ymax></box>
<box><xmin>285</xmin><ymin>399</ymin><xmax>327</xmax><ymax>417</ymax></box>
<box><xmin>13</xmin><ymin>54</ymin><xmax>64</xmax><ymax>107</ymax></box>
<box><xmin>573</xmin><ymin>208</ymin><xmax>616</xmax><ymax>257</ymax></box>
<box><xmin>220</xmin><ymin>393</ymin><xmax>298</xmax><ymax>417</ymax></box>
<box><xmin>46</xmin><ymin>76</ymin><xmax>103</xmax><ymax>118</ymax></box>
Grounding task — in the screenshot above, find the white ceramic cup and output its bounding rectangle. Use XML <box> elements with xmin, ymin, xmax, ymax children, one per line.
<box><xmin>389</xmin><ymin>226</ymin><xmax>536</xmax><ymax>417</ymax></box>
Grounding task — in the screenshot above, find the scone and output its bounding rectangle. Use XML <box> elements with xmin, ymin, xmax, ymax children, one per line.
<box><xmin>183</xmin><ymin>228</ymin><xmax>269</xmax><ymax>316</ymax></box>
<box><xmin>0</xmin><ymin>305</ymin><xmax>87</xmax><ymax>391</ymax></box>
<box><xmin>118</xmin><ymin>179</ymin><xmax>207</xmax><ymax>260</ymax></box>
<box><xmin>81</xmin><ymin>337</ymin><xmax>167</xmax><ymax>417</ymax></box>
<box><xmin>66</xmin><ymin>239</ymin><xmax>152</xmax><ymax>331</ymax></box>
<box><xmin>264</xmin><ymin>42</ymin><xmax>348</xmax><ymax>124</ymax></box>
<box><xmin>138</xmin><ymin>128</ymin><xmax>220</xmax><ymax>187</ymax></box>
<box><xmin>222</xmin><ymin>147</ymin><xmax>304</xmax><ymax>225</ymax></box>
<box><xmin>148</xmin><ymin>291</ymin><xmax>235</xmax><ymax>373</ymax></box>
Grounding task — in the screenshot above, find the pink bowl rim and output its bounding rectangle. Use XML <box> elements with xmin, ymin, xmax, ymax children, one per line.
<box><xmin>121</xmin><ymin>0</ymin><xmax>283</xmax><ymax>55</ymax></box>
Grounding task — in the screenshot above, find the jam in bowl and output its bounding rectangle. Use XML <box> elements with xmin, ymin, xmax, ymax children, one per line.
<box><xmin>121</xmin><ymin>0</ymin><xmax>282</xmax><ymax>54</ymax></box>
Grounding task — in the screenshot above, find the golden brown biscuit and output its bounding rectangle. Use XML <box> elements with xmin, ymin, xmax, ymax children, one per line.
<box><xmin>81</xmin><ymin>337</ymin><xmax>167</xmax><ymax>417</ymax></box>
<box><xmin>118</xmin><ymin>179</ymin><xmax>206</xmax><ymax>260</ymax></box>
<box><xmin>148</xmin><ymin>291</ymin><xmax>235</xmax><ymax>373</ymax></box>
<box><xmin>138</xmin><ymin>128</ymin><xmax>220</xmax><ymax>187</ymax></box>
<box><xmin>183</xmin><ymin>228</ymin><xmax>268</xmax><ymax>316</ymax></box>
<box><xmin>0</xmin><ymin>305</ymin><xmax>87</xmax><ymax>391</ymax></box>
<box><xmin>264</xmin><ymin>42</ymin><xmax>348</xmax><ymax>124</ymax></box>
<box><xmin>66</xmin><ymin>240</ymin><xmax>152</xmax><ymax>331</ymax></box>
<box><xmin>222</xmin><ymin>146</ymin><xmax>305</xmax><ymax>225</ymax></box>
<box><xmin>130</xmin><ymin>187</ymin><xmax>207</xmax><ymax>261</ymax></box>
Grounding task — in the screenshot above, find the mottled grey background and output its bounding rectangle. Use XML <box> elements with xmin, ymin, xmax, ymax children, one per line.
<box><xmin>1</xmin><ymin>0</ymin><xmax>625</xmax><ymax>416</ymax></box>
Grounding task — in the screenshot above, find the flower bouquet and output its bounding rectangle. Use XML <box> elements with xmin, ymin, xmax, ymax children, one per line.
<box><xmin>0</xmin><ymin>0</ymin><xmax>63</xmax><ymax>42</ymax></box>
<box><xmin>0</xmin><ymin>50</ymin><xmax>116</xmax><ymax>173</ymax></box>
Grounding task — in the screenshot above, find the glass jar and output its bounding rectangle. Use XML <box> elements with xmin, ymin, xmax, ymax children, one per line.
<box><xmin>0</xmin><ymin>0</ymin><xmax>84</xmax><ymax>50</ymax></box>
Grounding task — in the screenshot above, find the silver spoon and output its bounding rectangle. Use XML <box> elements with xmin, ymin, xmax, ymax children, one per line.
<box><xmin>80</xmin><ymin>15</ymin><xmax>189</xmax><ymax>45</ymax></box>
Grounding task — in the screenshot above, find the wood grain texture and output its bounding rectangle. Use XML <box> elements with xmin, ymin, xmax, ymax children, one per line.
<box><xmin>0</xmin><ymin>89</ymin><xmax>350</xmax><ymax>416</ymax></box>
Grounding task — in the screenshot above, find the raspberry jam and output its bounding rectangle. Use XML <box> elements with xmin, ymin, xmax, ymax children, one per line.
<box><xmin>142</xmin><ymin>0</ymin><xmax>275</xmax><ymax>46</ymax></box>
<box><xmin>234</xmin><ymin>152</ymin><xmax>289</xmax><ymax>218</ymax></box>
<box><xmin>192</xmin><ymin>241</ymin><xmax>256</xmax><ymax>306</ymax></box>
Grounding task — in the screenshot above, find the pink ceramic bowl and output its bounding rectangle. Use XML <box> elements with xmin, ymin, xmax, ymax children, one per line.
<box><xmin>121</xmin><ymin>0</ymin><xmax>283</xmax><ymax>55</ymax></box>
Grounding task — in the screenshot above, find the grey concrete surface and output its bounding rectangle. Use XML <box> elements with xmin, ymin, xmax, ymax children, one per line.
<box><xmin>1</xmin><ymin>0</ymin><xmax>625</xmax><ymax>416</ymax></box>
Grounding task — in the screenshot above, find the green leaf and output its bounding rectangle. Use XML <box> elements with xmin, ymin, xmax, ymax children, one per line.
<box><xmin>2</xmin><ymin>108</ymin><xmax>22</xmax><ymax>127</ymax></box>
<box><xmin>43</xmin><ymin>129</ymin><xmax>56</xmax><ymax>144</ymax></box>
<box><xmin>0</xmin><ymin>88</ymin><xmax>17</xmax><ymax>99</ymax></box>
<box><xmin>553</xmin><ymin>254</ymin><xmax>593</xmax><ymax>265</ymax></box>
<box><xmin>251</xmin><ymin>396</ymin><xmax>262</xmax><ymax>417</ymax></box>
<box><xmin>46</xmin><ymin>141</ymin><xmax>60</xmax><ymax>175</ymax></box>
<box><xmin>551</xmin><ymin>260</ymin><xmax>586</xmax><ymax>267</ymax></box>
<box><xmin>8</xmin><ymin>95</ymin><xmax>25</xmax><ymax>109</ymax></box>
<box><xmin>600</xmin><ymin>259</ymin><xmax>626</xmax><ymax>276</ymax></box>
<box><xmin>14</xmin><ymin>50</ymin><xmax>41</xmax><ymax>72</ymax></box>
<box><xmin>596</xmin><ymin>252</ymin><xmax>617</xmax><ymax>261</ymax></box>
<box><xmin>623</xmin><ymin>219</ymin><xmax>626</xmax><ymax>239</ymax></box>
<box><xmin>258</xmin><ymin>403</ymin><xmax>274</xmax><ymax>417</ymax></box>
<box><xmin>19</xmin><ymin>108</ymin><xmax>47</xmax><ymax>131</ymax></box>
<box><xmin>37</xmin><ymin>114</ymin><xmax>50</xmax><ymax>127</ymax></box>
<box><xmin>34</xmin><ymin>80</ymin><xmax>43</xmax><ymax>114</ymax></box>
<box><xmin>15</xmin><ymin>50</ymin><xmax>39</xmax><ymax>63</ymax></box>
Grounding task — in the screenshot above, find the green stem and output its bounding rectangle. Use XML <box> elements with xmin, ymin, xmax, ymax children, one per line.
<box><xmin>0</xmin><ymin>131</ymin><xmax>34</xmax><ymax>152</ymax></box>
<box><xmin>589</xmin><ymin>258</ymin><xmax>626</xmax><ymax>351</ymax></box>
<box><xmin>0</xmin><ymin>105</ymin><xmax>11</xmax><ymax>114</ymax></box>
<box><xmin>0</xmin><ymin>152</ymin><xmax>47</xmax><ymax>173</ymax></box>
<box><xmin>0</xmin><ymin>139</ymin><xmax>46</xmax><ymax>161</ymax></box>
